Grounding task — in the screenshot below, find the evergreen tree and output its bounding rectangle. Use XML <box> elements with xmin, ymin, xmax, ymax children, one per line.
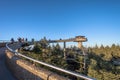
<box><xmin>39</xmin><ymin>37</ymin><xmax>49</xmax><ymax>49</ymax></box>
<box><xmin>11</xmin><ymin>38</ymin><xmax>14</xmax><ymax>43</ymax></box>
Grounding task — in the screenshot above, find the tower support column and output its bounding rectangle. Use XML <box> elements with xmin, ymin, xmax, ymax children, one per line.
<box><xmin>63</xmin><ymin>42</ymin><xmax>66</xmax><ymax>59</ymax></box>
<box><xmin>78</xmin><ymin>42</ymin><xmax>82</xmax><ymax>49</ymax></box>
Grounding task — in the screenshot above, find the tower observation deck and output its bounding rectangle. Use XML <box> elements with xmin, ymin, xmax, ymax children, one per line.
<box><xmin>47</xmin><ymin>35</ymin><xmax>87</xmax><ymax>58</ymax></box>
<box><xmin>48</xmin><ymin>35</ymin><xmax>87</xmax><ymax>49</ymax></box>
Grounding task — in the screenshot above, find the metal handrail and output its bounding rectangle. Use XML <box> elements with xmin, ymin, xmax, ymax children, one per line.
<box><xmin>6</xmin><ymin>43</ymin><xmax>96</xmax><ymax>80</ymax></box>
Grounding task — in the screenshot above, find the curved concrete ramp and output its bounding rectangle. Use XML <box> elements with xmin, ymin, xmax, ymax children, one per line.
<box><xmin>0</xmin><ymin>47</ymin><xmax>17</xmax><ymax>80</ymax></box>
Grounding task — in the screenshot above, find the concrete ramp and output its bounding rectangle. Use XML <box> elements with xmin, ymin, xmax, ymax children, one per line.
<box><xmin>0</xmin><ymin>47</ymin><xmax>17</xmax><ymax>80</ymax></box>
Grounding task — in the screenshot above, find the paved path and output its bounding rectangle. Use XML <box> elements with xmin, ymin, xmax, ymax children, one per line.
<box><xmin>0</xmin><ymin>47</ymin><xmax>18</xmax><ymax>80</ymax></box>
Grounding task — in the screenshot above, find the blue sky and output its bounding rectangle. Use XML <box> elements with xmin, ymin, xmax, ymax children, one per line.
<box><xmin>0</xmin><ymin>0</ymin><xmax>120</xmax><ymax>46</ymax></box>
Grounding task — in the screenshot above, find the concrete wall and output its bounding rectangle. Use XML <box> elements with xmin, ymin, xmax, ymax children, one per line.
<box><xmin>5</xmin><ymin>50</ymin><xmax>68</xmax><ymax>80</ymax></box>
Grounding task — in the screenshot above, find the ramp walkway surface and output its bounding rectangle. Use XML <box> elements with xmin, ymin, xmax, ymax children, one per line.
<box><xmin>0</xmin><ymin>47</ymin><xmax>17</xmax><ymax>80</ymax></box>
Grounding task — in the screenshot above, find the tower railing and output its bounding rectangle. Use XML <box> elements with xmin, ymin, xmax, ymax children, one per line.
<box><xmin>6</xmin><ymin>43</ymin><xmax>96</xmax><ymax>80</ymax></box>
